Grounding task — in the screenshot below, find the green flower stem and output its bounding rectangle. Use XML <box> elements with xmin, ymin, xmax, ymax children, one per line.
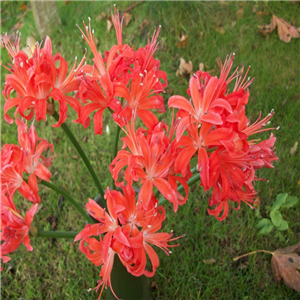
<box><xmin>37</xmin><ymin>230</ymin><xmax>78</xmax><ymax>239</ymax></box>
<box><xmin>158</xmin><ymin>173</ymin><xmax>201</xmax><ymax>205</ymax></box>
<box><xmin>40</xmin><ymin>180</ymin><xmax>94</xmax><ymax>224</ymax></box>
<box><xmin>52</xmin><ymin>111</ymin><xmax>105</xmax><ymax>199</ymax></box>
<box><xmin>112</xmin><ymin>125</ymin><xmax>121</xmax><ymax>189</ymax></box>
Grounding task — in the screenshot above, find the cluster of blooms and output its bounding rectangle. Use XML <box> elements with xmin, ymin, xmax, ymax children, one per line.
<box><xmin>75</xmin><ymin>188</ymin><xmax>180</xmax><ymax>298</ymax></box>
<box><xmin>1</xmin><ymin>120</ymin><xmax>53</xmax><ymax>269</ymax></box>
<box><xmin>169</xmin><ymin>56</ymin><xmax>279</xmax><ymax>220</ymax></box>
<box><xmin>1</xmin><ymin>6</ymin><xmax>278</xmax><ymax>299</ymax></box>
<box><xmin>2</xmin><ymin>32</ymin><xmax>86</xmax><ymax>127</ymax></box>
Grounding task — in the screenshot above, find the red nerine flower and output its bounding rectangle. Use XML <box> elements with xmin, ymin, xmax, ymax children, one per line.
<box><xmin>1</xmin><ymin>189</ymin><xmax>38</xmax><ymax>270</ymax></box>
<box><xmin>76</xmin><ymin>7</ymin><xmax>167</xmax><ymax>135</ymax></box>
<box><xmin>76</xmin><ymin>9</ymin><xmax>133</xmax><ymax>134</ymax></box>
<box><xmin>1</xmin><ymin>120</ymin><xmax>53</xmax><ymax>204</ymax></box>
<box><xmin>168</xmin><ymin>54</ymin><xmax>278</xmax><ymax>220</ymax></box>
<box><xmin>2</xmin><ymin>33</ymin><xmax>85</xmax><ymax>127</ymax></box>
<box><xmin>75</xmin><ymin>187</ymin><xmax>180</xmax><ymax>299</ymax></box>
<box><xmin>110</xmin><ymin>117</ymin><xmax>190</xmax><ymax>212</ymax></box>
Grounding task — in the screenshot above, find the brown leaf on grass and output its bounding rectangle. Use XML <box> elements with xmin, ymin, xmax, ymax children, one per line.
<box><xmin>234</xmin><ymin>243</ymin><xmax>300</xmax><ymax>293</ymax></box>
<box><xmin>256</xmin><ymin>11</ymin><xmax>269</xmax><ymax>16</ymax></box>
<box><xmin>236</xmin><ymin>8</ymin><xmax>243</xmax><ymax>19</ymax></box>
<box><xmin>95</xmin><ymin>12</ymin><xmax>107</xmax><ymax>22</ymax></box>
<box><xmin>107</xmin><ymin>15</ymin><xmax>113</xmax><ymax>32</ymax></box>
<box><xmin>219</xmin><ymin>1</ymin><xmax>230</xmax><ymax>6</ymax></box>
<box><xmin>176</xmin><ymin>32</ymin><xmax>188</xmax><ymax>49</ymax></box>
<box><xmin>290</xmin><ymin>142</ymin><xmax>298</xmax><ymax>156</ymax></box>
<box><xmin>199</xmin><ymin>63</ymin><xmax>205</xmax><ymax>72</ymax></box>
<box><xmin>140</xmin><ymin>19</ymin><xmax>149</xmax><ymax>30</ymax></box>
<box><xmin>203</xmin><ymin>258</ymin><xmax>216</xmax><ymax>264</ymax></box>
<box><xmin>238</xmin><ymin>261</ymin><xmax>249</xmax><ymax>270</ymax></box>
<box><xmin>259</xmin><ymin>15</ymin><xmax>299</xmax><ymax>43</ymax></box>
<box><xmin>151</xmin><ymin>281</ymin><xmax>158</xmax><ymax>291</ymax></box>
<box><xmin>122</xmin><ymin>12</ymin><xmax>132</xmax><ymax>27</ymax></box>
<box><xmin>72</xmin><ymin>155</ymin><xmax>78</xmax><ymax>160</ymax></box>
<box><xmin>271</xmin><ymin>243</ymin><xmax>300</xmax><ymax>292</ymax></box>
<box><xmin>20</xmin><ymin>4</ymin><xmax>28</xmax><ymax>11</ymax></box>
<box><xmin>176</xmin><ymin>58</ymin><xmax>193</xmax><ymax>77</ymax></box>
<box><xmin>214</xmin><ymin>24</ymin><xmax>225</xmax><ymax>35</ymax></box>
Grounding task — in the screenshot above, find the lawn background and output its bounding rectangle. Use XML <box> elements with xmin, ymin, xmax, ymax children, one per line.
<box><xmin>1</xmin><ymin>1</ymin><xmax>300</xmax><ymax>299</ymax></box>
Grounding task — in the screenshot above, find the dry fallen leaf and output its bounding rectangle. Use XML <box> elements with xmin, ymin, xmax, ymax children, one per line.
<box><xmin>107</xmin><ymin>16</ymin><xmax>113</xmax><ymax>32</ymax></box>
<box><xmin>214</xmin><ymin>24</ymin><xmax>225</xmax><ymax>35</ymax></box>
<box><xmin>234</xmin><ymin>242</ymin><xmax>300</xmax><ymax>293</ymax></box>
<box><xmin>122</xmin><ymin>12</ymin><xmax>132</xmax><ymax>27</ymax></box>
<box><xmin>72</xmin><ymin>155</ymin><xmax>78</xmax><ymax>160</ymax></box>
<box><xmin>203</xmin><ymin>258</ymin><xmax>216</xmax><ymax>264</ymax></box>
<box><xmin>290</xmin><ymin>142</ymin><xmax>298</xmax><ymax>156</ymax></box>
<box><xmin>176</xmin><ymin>32</ymin><xmax>188</xmax><ymax>49</ymax></box>
<box><xmin>236</xmin><ymin>8</ymin><xmax>243</xmax><ymax>19</ymax></box>
<box><xmin>140</xmin><ymin>19</ymin><xmax>149</xmax><ymax>30</ymax></box>
<box><xmin>260</xmin><ymin>15</ymin><xmax>299</xmax><ymax>43</ymax></box>
<box><xmin>20</xmin><ymin>4</ymin><xmax>28</xmax><ymax>11</ymax></box>
<box><xmin>176</xmin><ymin>58</ymin><xmax>193</xmax><ymax>78</ymax></box>
<box><xmin>95</xmin><ymin>12</ymin><xmax>107</xmax><ymax>22</ymax></box>
<box><xmin>256</xmin><ymin>11</ymin><xmax>269</xmax><ymax>16</ymax></box>
<box><xmin>219</xmin><ymin>1</ymin><xmax>230</xmax><ymax>6</ymax></box>
<box><xmin>271</xmin><ymin>243</ymin><xmax>300</xmax><ymax>292</ymax></box>
<box><xmin>199</xmin><ymin>62</ymin><xmax>205</xmax><ymax>72</ymax></box>
<box><xmin>238</xmin><ymin>261</ymin><xmax>249</xmax><ymax>270</ymax></box>
<box><xmin>151</xmin><ymin>281</ymin><xmax>158</xmax><ymax>291</ymax></box>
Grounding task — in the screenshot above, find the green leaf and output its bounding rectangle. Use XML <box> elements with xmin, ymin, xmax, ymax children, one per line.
<box><xmin>271</xmin><ymin>193</ymin><xmax>288</xmax><ymax>211</ymax></box>
<box><xmin>282</xmin><ymin>196</ymin><xmax>298</xmax><ymax>208</ymax></box>
<box><xmin>270</xmin><ymin>210</ymin><xmax>283</xmax><ymax>227</ymax></box>
<box><xmin>255</xmin><ymin>218</ymin><xmax>271</xmax><ymax>228</ymax></box>
<box><xmin>258</xmin><ymin>224</ymin><xmax>274</xmax><ymax>235</ymax></box>
<box><xmin>276</xmin><ymin>220</ymin><xmax>289</xmax><ymax>231</ymax></box>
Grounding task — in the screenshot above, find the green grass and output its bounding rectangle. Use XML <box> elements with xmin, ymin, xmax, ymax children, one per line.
<box><xmin>1</xmin><ymin>1</ymin><xmax>300</xmax><ymax>299</ymax></box>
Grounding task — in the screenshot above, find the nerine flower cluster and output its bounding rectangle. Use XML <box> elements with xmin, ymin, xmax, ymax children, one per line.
<box><xmin>1</xmin><ymin>7</ymin><xmax>278</xmax><ymax>299</ymax></box>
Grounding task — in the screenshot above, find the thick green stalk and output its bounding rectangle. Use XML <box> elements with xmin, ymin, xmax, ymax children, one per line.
<box><xmin>52</xmin><ymin>112</ymin><xmax>104</xmax><ymax>199</ymax></box>
<box><xmin>112</xmin><ymin>125</ymin><xmax>121</xmax><ymax>189</ymax></box>
<box><xmin>158</xmin><ymin>173</ymin><xmax>201</xmax><ymax>205</ymax></box>
<box><xmin>41</xmin><ymin>180</ymin><xmax>94</xmax><ymax>224</ymax></box>
<box><xmin>37</xmin><ymin>230</ymin><xmax>78</xmax><ymax>239</ymax></box>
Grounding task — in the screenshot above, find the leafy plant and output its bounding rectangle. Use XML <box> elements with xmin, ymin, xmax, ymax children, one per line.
<box><xmin>255</xmin><ymin>193</ymin><xmax>298</xmax><ymax>239</ymax></box>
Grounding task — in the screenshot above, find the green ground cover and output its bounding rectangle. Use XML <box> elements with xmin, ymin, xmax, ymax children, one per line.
<box><xmin>1</xmin><ymin>1</ymin><xmax>300</xmax><ymax>299</ymax></box>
